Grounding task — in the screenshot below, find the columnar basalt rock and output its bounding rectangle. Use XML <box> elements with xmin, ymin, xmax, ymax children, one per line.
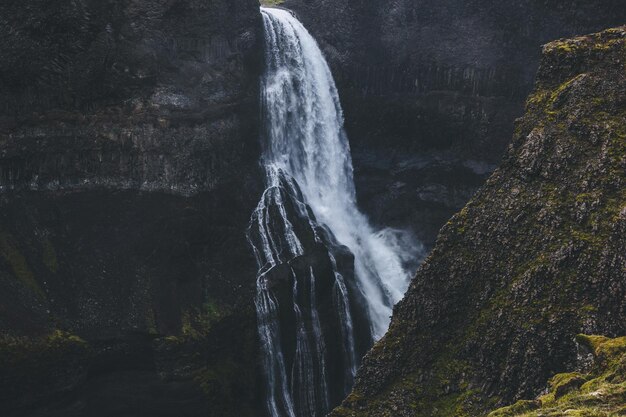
<box><xmin>0</xmin><ymin>0</ymin><xmax>262</xmax><ymax>193</ymax></box>
<box><xmin>0</xmin><ymin>1</ymin><xmax>264</xmax><ymax>416</ymax></box>
<box><xmin>331</xmin><ymin>26</ymin><xmax>626</xmax><ymax>417</ymax></box>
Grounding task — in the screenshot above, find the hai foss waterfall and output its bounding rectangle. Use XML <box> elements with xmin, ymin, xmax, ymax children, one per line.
<box><xmin>247</xmin><ymin>7</ymin><xmax>422</xmax><ymax>417</ymax></box>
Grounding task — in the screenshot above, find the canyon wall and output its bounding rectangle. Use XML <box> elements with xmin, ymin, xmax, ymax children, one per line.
<box><xmin>0</xmin><ymin>1</ymin><xmax>264</xmax><ymax>415</ymax></box>
<box><xmin>2</xmin><ymin>2</ymin><xmax>625</xmax><ymax>416</ymax></box>
<box><xmin>331</xmin><ymin>26</ymin><xmax>626</xmax><ymax>416</ymax></box>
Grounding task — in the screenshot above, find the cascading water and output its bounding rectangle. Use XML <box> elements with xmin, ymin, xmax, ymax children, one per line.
<box><xmin>248</xmin><ymin>7</ymin><xmax>423</xmax><ymax>417</ymax></box>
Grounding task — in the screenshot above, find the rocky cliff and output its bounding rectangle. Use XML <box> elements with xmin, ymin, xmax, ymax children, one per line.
<box><xmin>1</xmin><ymin>0</ymin><xmax>262</xmax><ymax>193</ymax></box>
<box><xmin>331</xmin><ymin>26</ymin><xmax>626</xmax><ymax>417</ymax></box>
<box><xmin>0</xmin><ymin>1</ymin><xmax>264</xmax><ymax>416</ymax></box>
<box><xmin>489</xmin><ymin>335</ymin><xmax>626</xmax><ymax>416</ymax></box>
<box><xmin>284</xmin><ymin>0</ymin><xmax>626</xmax><ymax>247</ymax></box>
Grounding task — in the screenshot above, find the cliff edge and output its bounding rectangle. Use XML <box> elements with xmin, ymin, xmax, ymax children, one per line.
<box><xmin>332</xmin><ymin>26</ymin><xmax>626</xmax><ymax>417</ymax></box>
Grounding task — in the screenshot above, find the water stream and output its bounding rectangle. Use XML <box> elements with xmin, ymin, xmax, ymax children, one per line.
<box><xmin>248</xmin><ymin>7</ymin><xmax>422</xmax><ymax>417</ymax></box>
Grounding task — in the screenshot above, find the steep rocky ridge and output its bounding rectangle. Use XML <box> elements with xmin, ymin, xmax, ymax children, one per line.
<box><xmin>0</xmin><ymin>1</ymin><xmax>264</xmax><ymax>416</ymax></box>
<box><xmin>331</xmin><ymin>26</ymin><xmax>626</xmax><ymax>417</ymax></box>
<box><xmin>283</xmin><ymin>0</ymin><xmax>626</xmax><ymax>247</ymax></box>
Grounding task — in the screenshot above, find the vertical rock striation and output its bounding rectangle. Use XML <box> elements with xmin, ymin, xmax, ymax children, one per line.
<box><xmin>0</xmin><ymin>0</ymin><xmax>262</xmax><ymax>193</ymax></box>
<box><xmin>0</xmin><ymin>1</ymin><xmax>264</xmax><ymax>416</ymax></box>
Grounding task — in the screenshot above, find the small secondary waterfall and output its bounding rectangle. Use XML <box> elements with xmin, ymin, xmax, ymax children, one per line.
<box><xmin>248</xmin><ymin>7</ymin><xmax>422</xmax><ymax>417</ymax></box>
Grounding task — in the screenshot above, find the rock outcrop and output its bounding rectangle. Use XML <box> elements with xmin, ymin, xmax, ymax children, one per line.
<box><xmin>0</xmin><ymin>1</ymin><xmax>264</xmax><ymax>416</ymax></box>
<box><xmin>489</xmin><ymin>335</ymin><xmax>626</xmax><ymax>416</ymax></box>
<box><xmin>331</xmin><ymin>26</ymin><xmax>626</xmax><ymax>417</ymax></box>
<box><xmin>283</xmin><ymin>0</ymin><xmax>626</xmax><ymax>247</ymax></box>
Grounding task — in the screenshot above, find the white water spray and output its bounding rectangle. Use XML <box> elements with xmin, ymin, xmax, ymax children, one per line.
<box><xmin>260</xmin><ymin>7</ymin><xmax>415</xmax><ymax>337</ymax></box>
<box><xmin>250</xmin><ymin>7</ymin><xmax>422</xmax><ymax>417</ymax></box>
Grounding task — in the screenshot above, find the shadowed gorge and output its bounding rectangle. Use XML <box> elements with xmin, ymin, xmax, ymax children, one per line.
<box><xmin>0</xmin><ymin>1</ymin><xmax>625</xmax><ymax>417</ymax></box>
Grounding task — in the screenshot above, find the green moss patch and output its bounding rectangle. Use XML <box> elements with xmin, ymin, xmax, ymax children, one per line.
<box><xmin>0</xmin><ymin>232</ymin><xmax>45</xmax><ymax>299</ymax></box>
<box><xmin>41</xmin><ymin>237</ymin><xmax>59</xmax><ymax>273</ymax></box>
<box><xmin>0</xmin><ymin>330</ymin><xmax>89</xmax><ymax>367</ymax></box>
<box><xmin>488</xmin><ymin>336</ymin><xmax>626</xmax><ymax>416</ymax></box>
<box><xmin>260</xmin><ymin>0</ymin><xmax>284</xmax><ymax>6</ymax></box>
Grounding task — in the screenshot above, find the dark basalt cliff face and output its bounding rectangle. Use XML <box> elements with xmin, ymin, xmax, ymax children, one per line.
<box><xmin>331</xmin><ymin>26</ymin><xmax>626</xmax><ymax>416</ymax></box>
<box><xmin>0</xmin><ymin>1</ymin><xmax>263</xmax><ymax>416</ymax></box>
<box><xmin>283</xmin><ymin>0</ymin><xmax>626</xmax><ymax>247</ymax></box>
<box><xmin>1</xmin><ymin>0</ymin><xmax>262</xmax><ymax>193</ymax></box>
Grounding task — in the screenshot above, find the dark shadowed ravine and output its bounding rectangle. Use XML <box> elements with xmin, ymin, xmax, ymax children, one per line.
<box><xmin>0</xmin><ymin>2</ymin><xmax>625</xmax><ymax>417</ymax></box>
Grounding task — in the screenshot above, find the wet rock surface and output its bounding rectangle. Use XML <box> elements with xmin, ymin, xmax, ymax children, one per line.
<box><xmin>248</xmin><ymin>172</ymin><xmax>373</xmax><ymax>415</ymax></box>
<box><xmin>331</xmin><ymin>26</ymin><xmax>626</xmax><ymax>417</ymax></box>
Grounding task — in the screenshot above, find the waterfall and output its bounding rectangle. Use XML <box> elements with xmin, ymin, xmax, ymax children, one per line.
<box><xmin>248</xmin><ymin>7</ymin><xmax>423</xmax><ymax>417</ymax></box>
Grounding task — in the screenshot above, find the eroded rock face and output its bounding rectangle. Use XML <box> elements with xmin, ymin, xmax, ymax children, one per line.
<box><xmin>331</xmin><ymin>26</ymin><xmax>626</xmax><ymax>417</ymax></box>
<box><xmin>0</xmin><ymin>1</ymin><xmax>264</xmax><ymax>416</ymax></box>
<box><xmin>0</xmin><ymin>0</ymin><xmax>262</xmax><ymax>193</ymax></box>
<box><xmin>283</xmin><ymin>0</ymin><xmax>626</xmax><ymax>247</ymax></box>
<box><xmin>247</xmin><ymin>170</ymin><xmax>373</xmax><ymax>416</ymax></box>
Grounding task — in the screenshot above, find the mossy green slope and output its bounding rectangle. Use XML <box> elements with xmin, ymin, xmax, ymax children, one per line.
<box><xmin>260</xmin><ymin>0</ymin><xmax>284</xmax><ymax>6</ymax></box>
<box><xmin>331</xmin><ymin>26</ymin><xmax>626</xmax><ymax>417</ymax></box>
<box><xmin>489</xmin><ymin>335</ymin><xmax>626</xmax><ymax>417</ymax></box>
